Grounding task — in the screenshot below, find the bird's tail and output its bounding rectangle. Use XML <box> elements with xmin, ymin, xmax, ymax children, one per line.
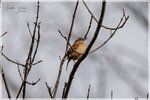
<box><xmin>66</xmin><ymin>59</ymin><xmax>71</xmax><ymax>71</ymax></box>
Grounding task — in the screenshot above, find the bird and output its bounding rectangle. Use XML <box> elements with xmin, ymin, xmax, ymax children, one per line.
<box><xmin>65</xmin><ymin>37</ymin><xmax>86</xmax><ymax>70</ymax></box>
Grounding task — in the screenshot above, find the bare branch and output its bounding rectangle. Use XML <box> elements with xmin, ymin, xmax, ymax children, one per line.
<box><xmin>65</xmin><ymin>0</ymin><xmax>79</xmax><ymax>53</ymax></box>
<box><xmin>62</xmin><ymin>82</ymin><xmax>68</xmax><ymax>97</ymax></box>
<box><xmin>84</xmin><ymin>16</ymin><xmax>93</xmax><ymax>39</ymax></box>
<box><xmin>16</xmin><ymin>1</ymin><xmax>41</xmax><ymax>98</ymax></box>
<box><xmin>32</xmin><ymin>60</ymin><xmax>42</xmax><ymax>66</ymax></box>
<box><xmin>82</xmin><ymin>0</ymin><xmax>98</xmax><ymax>23</ymax></box>
<box><xmin>1</xmin><ymin>68</ymin><xmax>11</xmax><ymax>98</ymax></box>
<box><xmin>82</xmin><ymin>0</ymin><xmax>127</xmax><ymax>30</ymax></box>
<box><xmin>87</xmin><ymin>84</ymin><xmax>91</xmax><ymax>99</ymax></box>
<box><xmin>52</xmin><ymin>55</ymin><xmax>66</xmax><ymax>97</ymax></box>
<box><xmin>89</xmin><ymin>10</ymin><xmax>129</xmax><ymax>54</ymax></box>
<box><xmin>0</xmin><ymin>32</ymin><xmax>7</xmax><ymax>37</ymax></box>
<box><xmin>1</xmin><ymin>52</ymin><xmax>25</xmax><ymax>67</ymax></box>
<box><xmin>53</xmin><ymin>1</ymin><xmax>79</xmax><ymax>96</ymax></box>
<box><xmin>45</xmin><ymin>82</ymin><xmax>53</xmax><ymax>98</ymax></box>
<box><xmin>63</xmin><ymin>1</ymin><xmax>106</xmax><ymax>98</ymax></box>
<box><xmin>25</xmin><ymin>78</ymin><xmax>41</xmax><ymax>85</ymax></box>
<box><xmin>17</xmin><ymin>61</ymin><xmax>24</xmax><ymax>81</ymax></box>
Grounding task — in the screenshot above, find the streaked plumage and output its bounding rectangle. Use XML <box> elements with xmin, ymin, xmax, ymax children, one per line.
<box><xmin>66</xmin><ymin>37</ymin><xmax>86</xmax><ymax>70</ymax></box>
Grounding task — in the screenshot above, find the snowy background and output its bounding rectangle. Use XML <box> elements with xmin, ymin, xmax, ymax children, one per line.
<box><xmin>1</xmin><ymin>1</ymin><xmax>148</xmax><ymax>98</ymax></box>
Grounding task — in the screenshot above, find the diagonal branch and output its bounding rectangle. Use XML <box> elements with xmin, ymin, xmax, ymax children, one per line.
<box><xmin>1</xmin><ymin>68</ymin><xmax>11</xmax><ymax>98</ymax></box>
<box><xmin>65</xmin><ymin>0</ymin><xmax>79</xmax><ymax>53</ymax></box>
<box><xmin>1</xmin><ymin>52</ymin><xmax>25</xmax><ymax>67</ymax></box>
<box><xmin>84</xmin><ymin>16</ymin><xmax>93</xmax><ymax>39</ymax></box>
<box><xmin>89</xmin><ymin>9</ymin><xmax>129</xmax><ymax>54</ymax></box>
<box><xmin>45</xmin><ymin>82</ymin><xmax>53</xmax><ymax>98</ymax></box>
<box><xmin>82</xmin><ymin>0</ymin><xmax>127</xmax><ymax>30</ymax></box>
<box><xmin>0</xmin><ymin>32</ymin><xmax>7</xmax><ymax>37</ymax></box>
<box><xmin>62</xmin><ymin>0</ymin><xmax>106</xmax><ymax>98</ymax></box>
<box><xmin>87</xmin><ymin>84</ymin><xmax>91</xmax><ymax>99</ymax></box>
<box><xmin>52</xmin><ymin>0</ymin><xmax>79</xmax><ymax>98</ymax></box>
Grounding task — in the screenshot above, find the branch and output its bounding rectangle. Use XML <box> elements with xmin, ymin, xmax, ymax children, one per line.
<box><xmin>27</xmin><ymin>22</ymin><xmax>38</xmax><ymax>41</ymax></box>
<box><xmin>1</xmin><ymin>52</ymin><xmax>25</xmax><ymax>67</ymax></box>
<box><xmin>45</xmin><ymin>82</ymin><xmax>53</xmax><ymax>98</ymax></box>
<box><xmin>84</xmin><ymin>16</ymin><xmax>93</xmax><ymax>39</ymax></box>
<box><xmin>52</xmin><ymin>0</ymin><xmax>79</xmax><ymax>98</ymax></box>
<box><xmin>17</xmin><ymin>61</ymin><xmax>23</xmax><ymax>81</ymax></box>
<box><xmin>82</xmin><ymin>0</ymin><xmax>126</xmax><ymax>30</ymax></box>
<box><xmin>25</xmin><ymin>78</ymin><xmax>41</xmax><ymax>85</ymax></box>
<box><xmin>1</xmin><ymin>68</ymin><xmax>11</xmax><ymax>98</ymax></box>
<box><xmin>62</xmin><ymin>82</ymin><xmax>67</xmax><ymax>97</ymax></box>
<box><xmin>32</xmin><ymin>60</ymin><xmax>42</xmax><ymax>66</ymax></box>
<box><xmin>16</xmin><ymin>1</ymin><xmax>40</xmax><ymax>98</ymax></box>
<box><xmin>63</xmin><ymin>1</ymin><xmax>106</xmax><ymax>98</ymax></box>
<box><xmin>65</xmin><ymin>0</ymin><xmax>79</xmax><ymax>53</ymax></box>
<box><xmin>87</xmin><ymin>84</ymin><xmax>91</xmax><ymax>99</ymax></box>
<box><xmin>89</xmin><ymin>9</ymin><xmax>129</xmax><ymax>54</ymax></box>
<box><xmin>0</xmin><ymin>32</ymin><xmax>7</xmax><ymax>37</ymax></box>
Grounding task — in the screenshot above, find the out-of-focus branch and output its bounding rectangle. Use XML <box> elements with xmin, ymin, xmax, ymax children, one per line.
<box><xmin>1</xmin><ymin>68</ymin><xmax>11</xmax><ymax>98</ymax></box>
<box><xmin>89</xmin><ymin>9</ymin><xmax>129</xmax><ymax>54</ymax></box>
<box><xmin>111</xmin><ymin>90</ymin><xmax>113</xmax><ymax>100</ymax></box>
<box><xmin>87</xmin><ymin>84</ymin><xmax>91</xmax><ymax>99</ymax></box>
<box><xmin>147</xmin><ymin>93</ymin><xmax>149</xmax><ymax>100</ymax></box>
<box><xmin>63</xmin><ymin>1</ymin><xmax>106</xmax><ymax>98</ymax></box>
<box><xmin>0</xmin><ymin>32</ymin><xmax>7</xmax><ymax>37</ymax></box>
<box><xmin>52</xmin><ymin>0</ymin><xmax>79</xmax><ymax>98</ymax></box>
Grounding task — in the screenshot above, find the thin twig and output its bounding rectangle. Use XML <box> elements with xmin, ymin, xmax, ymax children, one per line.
<box><xmin>17</xmin><ymin>61</ymin><xmax>24</xmax><ymax>81</ymax></box>
<box><xmin>65</xmin><ymin>0</ymin><xmax>79</xmax><ymax>53</ymax></box>
<box><xmin>32</xmin><ymin>60</ymin><xmax>42</xmax><ymax>66</ymax></box>
<box><xmin>84</xmin><ymin>16</ymin><xmax>93</xmax><ymax>39</ymax></box>
<box><xmin>89</xmin><ymin>10</ymin><xmax>129</xmax><ymax>54</ymax></box>
<box><xmin>1</xmin><ymin>68</ymin><xmax>11</xmax><ymax>98</ymax></box>
<box><xmin>0</xmin><ymin>32</ymin><xmax>7</xmax><ymax>37</ymax></box>
<box><xmin>45</xmin><ymin>82</ymin><xmax>53</xmax><ymax>98</ymax></box>
<box><xmin>63</xmin><ymin>1</ymin><xmax>106</xmax><ymax>98</ymax></box>
<box><xmin>16</xmin><ymin>1</ymin><xmax>40</xmax><ymax>98</ymax></box>
<box><xmin>25</xmin><ymin>78</ymin><xmax>41</xmax><ymax>85</ymax></box>
<box><xmin>82</xmin><ymin>0</ymin><xmax>126</xmax><ymax>30</ymax></box>
<box><xmin>1</xmin><ymin>52</ymin><xmax>25</xmax><ymax>67</ymax></box>
<box><xmin>87</xmin><ymin>84</ymin><xmax>91</xmax><ymax>99</ymax></box>
<box><xmin>52</xmin><ymin>55</ymin><xmax>66</xmax><ymax>97</ymax></box>
<box><xmin>52</xmin><ymin>1</ymin><xmax>79</xmax><ymax>97</ymax></box>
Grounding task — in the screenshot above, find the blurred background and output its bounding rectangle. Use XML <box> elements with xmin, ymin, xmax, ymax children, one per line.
<box><xmin>1</xmin><ymin>1</ymin><xmax>148</xmax><ymax>98</ymax></box>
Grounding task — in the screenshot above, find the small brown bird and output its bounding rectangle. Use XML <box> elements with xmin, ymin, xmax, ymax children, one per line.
<box><xmin>66</xmin><ymin>37</ymin><xmax>86</xmax><ymax>70</ymax></box>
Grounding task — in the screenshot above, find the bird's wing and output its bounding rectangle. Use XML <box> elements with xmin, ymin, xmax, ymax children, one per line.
<box><xmin>67</xmin><ymin>43</ymin><xmax>79</xmax><ymax>55</ymax></box>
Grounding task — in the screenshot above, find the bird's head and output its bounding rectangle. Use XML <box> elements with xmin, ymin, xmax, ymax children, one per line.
<box><xmin>75</xmin><ymin>37</ymin><xmax>86</xmax><ymax>42</ymax></box>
